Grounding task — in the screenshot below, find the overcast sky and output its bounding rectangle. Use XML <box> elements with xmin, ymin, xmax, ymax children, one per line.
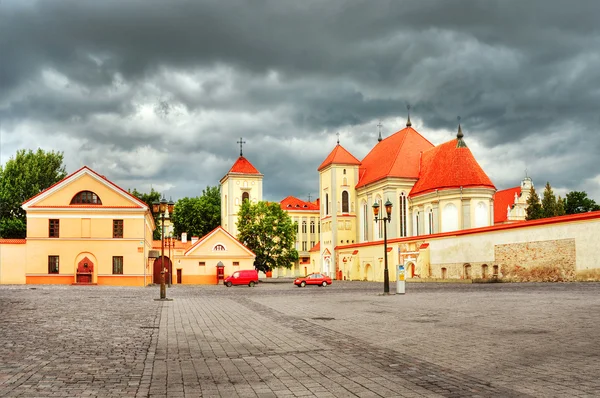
<box><xmin>1</xmin><ymin>0</ymin><xmax>599</xmax><ymax>203</ymax></box>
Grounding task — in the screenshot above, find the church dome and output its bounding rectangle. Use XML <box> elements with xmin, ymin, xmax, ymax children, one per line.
<box><xmin>409</xmin><ymin>130</ymin><xmax>495</xmax><ymax>197</ymax></box>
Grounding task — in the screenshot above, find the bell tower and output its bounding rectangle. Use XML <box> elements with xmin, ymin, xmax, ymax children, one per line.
<box><xmin>220</xmin><ymin>138</ymin><xmax>263</xmax><ymax>238</ymax></box>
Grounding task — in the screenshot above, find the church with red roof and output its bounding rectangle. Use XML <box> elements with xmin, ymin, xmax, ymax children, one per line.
<box><xmin>316</xmin><ymin>116</ymin><xmax>503</xmax><ymax>275</ymax></box>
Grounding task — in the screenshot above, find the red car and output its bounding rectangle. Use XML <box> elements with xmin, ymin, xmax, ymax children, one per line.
<box><xmin>294</xmin><ymin>273</ymin><xmax>332</xmax><ymax>287</ymax></box>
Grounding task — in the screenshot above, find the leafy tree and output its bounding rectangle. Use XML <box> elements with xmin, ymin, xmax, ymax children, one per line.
<box><xmin>556</xmin><ymin>196</ymin><xmax>566</xmax><ymax>216</ymax></box>
<box><xmin>237</xmin><ymin>200</ymin><xmax>299</xmax><ymax>273</ymax></box>
<box><xmin>564</xmin><ymin>191</ymin><xmax>600</xmax><ymax>214</ymax></box>
<box><xmin>130</xmin><ymin>187</ymin><xmax>162</xmax><ymax>240</ymax></box>
<box><xmin>0</xmin><ymin>149</ymin><xmax>67</xmax><ymax>238</ymax></box>
<box><xmin>172</xmin><ymin>186</ymin><xmax>221</xmax><ymax>239</ymax></box>
<box><xmin>525</xmin><ymin>186</ymin><xmax>543</xmax><ymax>220</ymax></box>
<box><xmin>541</xmin><ymin>182</ymin><xmax>557</xmax><ymax>218</ymax></box>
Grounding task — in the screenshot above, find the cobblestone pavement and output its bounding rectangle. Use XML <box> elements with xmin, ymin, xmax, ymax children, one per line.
<box><xmin>1</xmin><ymin>282</ymin><xmax>599</xmax><ymax>397</ymax></box>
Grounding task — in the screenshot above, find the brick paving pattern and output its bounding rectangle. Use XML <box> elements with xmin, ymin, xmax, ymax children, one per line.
<box><xmin>1</xmin><ymin>282</ymin><xmax>599</xmax><ymax>397</ymax></box>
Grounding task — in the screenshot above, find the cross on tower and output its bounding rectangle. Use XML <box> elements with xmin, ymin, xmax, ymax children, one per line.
<box><xmin>308</xmin><ymin>193</ymin><xmax>312</xmax><ymax>202</ymax></box>
<box><xmin>377</xmin><ymin>121</ymin><xmax>383</xmax><ymax>142</ymax></box>
<box><xmin>237</xmin><ymin>137</ymin><xmax>246</xmax><ymax>156</ymax></box>
<box><xmin>336</xmin><ymin>132</ymin><xmax>340</xmax><ymax>145</ymax></box>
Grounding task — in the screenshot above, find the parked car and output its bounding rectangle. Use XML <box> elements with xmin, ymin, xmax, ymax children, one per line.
<box><xmin>294</xmin><ymin>273</ymin><xmax>332</xmax><ymax>287</ymax></box>
<box><xmin>224</xmin><ymin>269</ymin><xmax>259</xmax><ymax>287</ymax></box>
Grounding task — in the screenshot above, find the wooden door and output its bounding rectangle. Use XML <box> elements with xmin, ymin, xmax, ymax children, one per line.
<box><xmin>176</xmin><ymin>269</ymin><xmax>182</xmax><ymax>284</ymax></box>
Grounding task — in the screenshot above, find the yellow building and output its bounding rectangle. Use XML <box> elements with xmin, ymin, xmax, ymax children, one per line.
<box><xmin>220</xmin><ymin>154</ymin><xmax>263</xmax><ymax>238</ymax></box>
<box><xmin>152</xmin><ymin>226</ymin><xmax>256</xmax><ymax>285</ymax></box>
<box><xmin>20</xmin><ymin>166</ymin><xmax>156</xmax><ymax>286</ymax></box>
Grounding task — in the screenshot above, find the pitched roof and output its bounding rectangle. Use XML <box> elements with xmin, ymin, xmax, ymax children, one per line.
<box><xmin>493</xmin><ymin>186</ymin><xmax>521</xmax><ymax>224</ymax></box>
<box><xmin>356</xmin><ymin>126</ymin><xmax>434</xmax><ymax>188</ymax></box>
<box><xmin>184</xmin><ymin>226</ymin><xmax>255</xmax><ymax>257</ymax></box>
<box><xmin>22</xmin><ymin>165</ymin><xmax>148</xmax><ymax>209</ymax></box>
<box><xmin>317</xmin><ymin>144</ymin><xmax>361</xmax><ymax>171</ymax></box>
<box><xmin>280</xmin><ymin>196</ymin><xmax>320</xmax><ymax>211</ymax></box>
<box><xmin>409</xmin><ymin>138</ymin><xmax>495</xmax><ymax>197</ymax></box>
<box><xmin>228</xmin><ymin>156</ymin><xmax>261</xmax><ymax>175</ymax></box>
<box><xmin>309</xmin><ymin>242</ymin><xmax>320</xmax><ymax>252</ymax></box>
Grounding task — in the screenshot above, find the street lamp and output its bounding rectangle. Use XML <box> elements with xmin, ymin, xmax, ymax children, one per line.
<box><xmin>152</xmin><ymin>196</ymin><xmax>174</xmax><ymax>300</ymax></box>
<box><xmin>373</xmin><ymin>199</ymin><xmax>393</xmax><ymax>294</ymax></box>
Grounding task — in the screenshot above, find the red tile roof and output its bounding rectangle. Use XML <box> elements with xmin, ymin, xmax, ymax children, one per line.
<box><xmin>280</xmin><ymin>196</ymin><xmax>320</xmax><ymax>211</ymax></box>
<box><xmin>409</xmin><ymin>139</ymin><xmax>495</xmax><ymax>197</ymax></box>
<box><xmin>0</xmin><ymin>239</ymin><xmax>27</xmax><ymax>244</ymax></box>
<box><xmin>356</xmin><ymin>126</ymin><xmax>434</xmax><ymax>188</ymax></box>
<box><xmin>494</xmin><ymin>186</ymin><xmax>521</xmax><ymax>224</ymax></box>
<box><xmin>152</xmin><ymin>240</ymin><xmax>193</xmax><ymax>250</ymax></box>
<box><xmin>228</xmin><ymin>156</ymin><xmax>261</xmax><ymax>174</ymax></box>
<box><xmin>309</xmin><ymin>242</ymin><xmax>320</xmax><ymax>252</ymax></box>
<box><xmin>317</xmin><ymin>144</ymin><xmax>361</xmax><ymax>171</ymax></box>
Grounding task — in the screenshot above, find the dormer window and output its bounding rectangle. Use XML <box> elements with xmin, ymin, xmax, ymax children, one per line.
<box><xmin>71</xmin><ymin>191</ymin><xmax>102</xmax><ymax>205</ymax></box>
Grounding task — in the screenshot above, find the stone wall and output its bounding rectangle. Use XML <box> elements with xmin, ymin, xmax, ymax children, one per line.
<box><xmin>495</xmin><ymin>239</ymin><xmax>576</xmax><ymax>282</ymax></box>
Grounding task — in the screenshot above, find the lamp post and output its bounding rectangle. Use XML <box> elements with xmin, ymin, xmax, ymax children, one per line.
<box><xmin>373</xmin><ymin>199</ymin><xmax>393</xmax><ymax>294</ymax></box>
<box><xmin>152</xmin><ymin>196</ymin><xmax>174</xmax><ymax>300</ymax></box>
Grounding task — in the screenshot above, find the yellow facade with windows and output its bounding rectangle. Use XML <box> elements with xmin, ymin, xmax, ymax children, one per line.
<box><xmin>16</xmin><ymin>167</ymin><xmax>155</xmax><ymax>286</ymax></box>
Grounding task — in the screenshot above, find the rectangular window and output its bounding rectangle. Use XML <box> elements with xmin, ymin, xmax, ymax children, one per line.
<box><xmin>233</xmin><ymin>261</ymin><xmax>240</xmax><ymax>266</ymax></box>
<box><xmin>302</xmin><ymin>241</ymin><xmax>307</xmax><ymax>251</ymax></box>
<box><xmin>112</xmin><ymin>256</ymin><xmax>123</xmax><ymax>274</ymax></box>
<box><xmin>48</xmin><ymin>256</ymin><xmax>59</xmax><ymax>274</ymax></box>
<box><xmin>310</xmin><ymin>241</ymin><xmax>315</xmax><ymax>249</ymax></box>
<box><xmin>113</xmin><ymin>220</ymin><xmax>124</xmax><ymax>238</ymax></box>
<box><xmin>49</xmin><ymin>219</ymin><xmax>59</xmax><ymax>238</ymax></box>
<box><xmin>199</xmin><ymin>261</ymin><xmax>205</xmax><ymax>266</ymax></box>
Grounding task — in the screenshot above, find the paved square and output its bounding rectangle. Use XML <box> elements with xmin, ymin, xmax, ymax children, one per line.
<box><xmin>1</xmin><ymin>282</ymin><xmax>599</xmax><ymax>397</ymax></box>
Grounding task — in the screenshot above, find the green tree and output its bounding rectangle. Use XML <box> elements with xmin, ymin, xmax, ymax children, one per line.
<box><xmin>0</xmin><ymin>149</ymin><xmax>67</xmax><ymax>238</ymax></box>
<box><xmin>541</xmin><ymin>182</ymin><xmax>557</xmax><ymax>218</ymax></box>
<box><xmin>525</xmin><ymin>186</ymin><xmax>543</xmax><ymax>220</ymax></box>
<box><xmin>172</xmin><ymin>186</ymin><xmax>221</xmax><ymax>239</ymax></box>
<box><xmin>564</xmin><ymin>191</ymin><xmax>600</xmax><ymax>214</ymax></box>
<box><xmin>130</xmin><ymin>187</ymin><xmax>162</xmax><ymax>240</ymax></box>
<box><xmin>237</xmin><ymin>200</ymin><xmax>299</xmax><ymax>273</ymax></box>
<box><xmin>556</xmin><ymin>196</ymin><xmax>566</xmax><ymax>216</ymax></box>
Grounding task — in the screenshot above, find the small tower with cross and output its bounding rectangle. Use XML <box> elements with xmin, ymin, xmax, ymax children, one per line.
<box><xmin>219</xmin><ymin>138</ymin><xmax>264</xmax><ymax>237</ymax></box>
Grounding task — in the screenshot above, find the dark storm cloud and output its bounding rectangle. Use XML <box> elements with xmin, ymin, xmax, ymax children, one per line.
<box><xmin>1</xmin><ymin>0</ymin><xmax>600</xmax><ymax>201</ymax></box>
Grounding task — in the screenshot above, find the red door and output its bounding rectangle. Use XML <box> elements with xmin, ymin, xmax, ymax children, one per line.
<box><xmin>153</xmin><ymin>257</ymin><xmax>172</xmax><ymax>284</ymax></box>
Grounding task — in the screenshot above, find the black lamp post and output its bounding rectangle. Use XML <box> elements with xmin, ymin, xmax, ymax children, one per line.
<box><xmin>373</xmin><ymin>199</ymin><xmax>393</xmax><ymax>294</ymax></box>
<box><xmin>152</xmin><ymin>196</ymin><xmax>174</xmax><ymax>300</ymax></box>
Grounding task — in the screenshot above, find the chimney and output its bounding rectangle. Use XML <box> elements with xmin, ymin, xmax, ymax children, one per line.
<box><xmin>181</xmin><ymin>232</ymin><xmax>187</xmax><ymax>243</ymax></box>
<box><xmin>191</xmin><ymin>236</ymin><xmax>199</xmax><ymax>244</ymax></box>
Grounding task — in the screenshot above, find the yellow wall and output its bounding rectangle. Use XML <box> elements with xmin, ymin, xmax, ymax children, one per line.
<box><xmin>19</xmin><ymin>168</ymin><xmax>155</xmax><ymax>286</ymax></box>
<box><xmin>0</xmin><ymin>242</ymin><xmax>27</xmax><ymax>284</ymax></box>
<box><xmin>171</xmin><ymin>228</ymin><xmax>255</xmax><ymax>285</ymax></box>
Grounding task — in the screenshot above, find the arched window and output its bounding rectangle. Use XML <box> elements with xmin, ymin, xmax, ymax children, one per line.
<box><xmin>399</xmin><ymin>193</ymin><xmax>407</xmax><ymax>237</ymax></box>
<box><xmin>361</xmin><ymin>201</ymin><xmax>368</xmax><ymax>242</ymax></box>
<box><xmin>242</xmin><ymin>192</ymin><xmax>249</xmax><ymax>202</ymax></box>
<box><xmin>415</xmin><ymin>211</ymin><xmax>420</xmax><ymax>236</ymax></box>
<box><xmin>213</xmin><ymin>244</ymin><xmax>226</xmax><ymax>251</ymax></box>
<box><xmin>302</xmin><ymin>221</ymin><xmax>307</xmax><ymax>233</ymax></box>
<box><xmin>310</xmin><ymin>221</ymin><xmax>315</xmax><ymax>233</ymax></box>
<box><xmin>70</xmin><ymin>191</ymin><xmax>102</xmax><ymax>205</ymax></box>
<box><xmin>343</xmin><ymin>169</ymin><xmax>346</xmax><ymax>175</ymax></box>
<box><xmin>342</xmin><ymin>191</ymin><xmax>349</xmax><ymax>213</ymax></box>
<box><xmin>442</xmin><ymin>203</ymin><xmax>459</xmax><ymax>232</ymax></box>
<box><xmin>374</xmin><ymin>197</ymin><xmax>382</xmax><ymax>239</ymax></box>
<box><xmin>475</xmin><ymin>201</ymin><xmax>488</xmax><ymax>228</ymax></box>
<box><xmin>428</xmin><ymin>208</ymin><xmax>434</xmax><ymax>234</ymax></box>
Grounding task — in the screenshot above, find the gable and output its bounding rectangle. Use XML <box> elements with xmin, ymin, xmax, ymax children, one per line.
<box><xmin>23</xmin><ymin>167</ymin><xmax>146</xmax><ymax>209</ymax></box>
<box><xmin>185</xmin><ymin>227</ymin><xmax>255</xmax><ymax>258</ymax></box>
